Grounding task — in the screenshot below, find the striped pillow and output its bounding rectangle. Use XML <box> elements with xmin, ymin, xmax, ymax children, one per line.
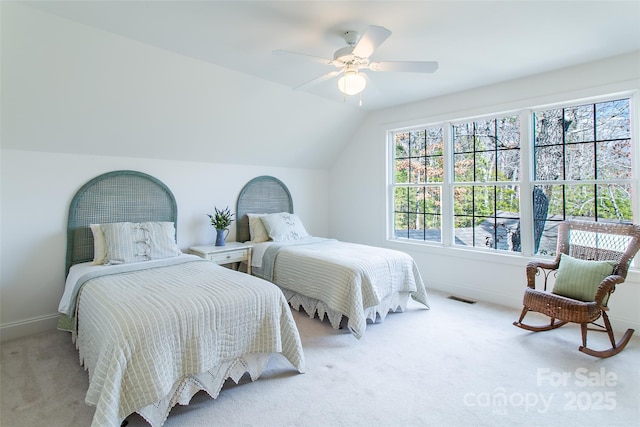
<box><xmin>552</xmin><ymin>253</ymin><xmax>616</xmax><ymax>302</ymax></box>
<box><xmin>101</xmin><ymin>222</ymin><xmax>181</xmax><ymax>264</ymax></box>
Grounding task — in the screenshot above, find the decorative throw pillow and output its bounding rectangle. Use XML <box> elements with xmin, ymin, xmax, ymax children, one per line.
<box><xmin>90</xmin><ymin>223</ymin><xmax>107</xmax><ymax>265</ymax></box>
<box><xmin>261</xmin><ymin>212</ymin><xmax>309</xmax><ymax>242</ymax></box>
<box><xmin>100</xmin><ymin>222</ymin><xmax>146</xmax><ymax>264</ymax></box>
<box><xmin>552</xmin><ymin>253</ymin><xmax>616</xmax><ymax>302</ymax></box>
<box><xmin>146</xmin><ymin>222</ymin><xmax>182</xmax><ymax>259</ymax></box>
<box><xmin>248</xmin><ymin>213</ymin><xmax>270</xmax><ymax>243</ymax></box>
<box><xmin>100</xmin><ymin>222</ymin><xmax>181</xmax><ymax>264</ymax></box>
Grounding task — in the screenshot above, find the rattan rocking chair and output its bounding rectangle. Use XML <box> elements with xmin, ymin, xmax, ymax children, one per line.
<box><xmin>513</xmin><ymin>220</ymin><xmax>640</xmax><ymax>358</ymax></box>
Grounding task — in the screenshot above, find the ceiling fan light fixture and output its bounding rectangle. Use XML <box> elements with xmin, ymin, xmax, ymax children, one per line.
<box><xmin>337</xmin><ymin>70</ymin><xmax>366</xmax><ymax>96</ymax></box>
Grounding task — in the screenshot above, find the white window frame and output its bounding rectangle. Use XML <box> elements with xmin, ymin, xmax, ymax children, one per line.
<box><xmin>387</xmin><ymin>90</ymin><xmax>638</xmax><ymax>262</ymax></box>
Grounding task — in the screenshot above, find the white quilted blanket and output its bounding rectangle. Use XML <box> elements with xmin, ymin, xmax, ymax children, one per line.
<box><xmin>253</xmin><ymin>238</ymin><xmax>429</xmax><ymax>338</ymax></box>
<box><xmin>66</xmin><ymin>257</ymin><xmax>304</xmax><ymax>427</ymax></box>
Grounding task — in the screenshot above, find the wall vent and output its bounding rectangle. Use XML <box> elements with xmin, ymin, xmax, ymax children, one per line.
<box><xmin>447</xmin><ymin>295</ymin><xmax>477</xmax><ymax>304</ymax></box>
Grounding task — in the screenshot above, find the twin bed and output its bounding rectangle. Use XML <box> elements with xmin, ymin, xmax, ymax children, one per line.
<box><xmin>58</xmin><ymin>171</ymin><xmax>428</xmax><ymax>427</ymax></box>
<box><xmin>58</xmin><ymin>171</ymin><xmax>304</xmax><ymax>427</ymax></box>
<box><xmin>236</xmin><ymin>175</ymin><xmax>429</xmax><ymax>339</ymax></box>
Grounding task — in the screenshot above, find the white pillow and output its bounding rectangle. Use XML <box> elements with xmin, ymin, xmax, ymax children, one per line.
<box><xmin>261</xmin><ymin>212</ymin><xmax>309</xmax><ymax>242</ymax></box>
<box><xmin>90</xmin><ymin>223</ymin><xmax>106</xmax><ymax>265</ymax></box>
<box><xmin>100</xmin><ymin>221</ymin><xmax>181</xmax><ymax>264</ymax></box>
<box><xmin>248</xmin><ymin>213</ymin><xmax>270</xmax><ymax>243</ymax></box>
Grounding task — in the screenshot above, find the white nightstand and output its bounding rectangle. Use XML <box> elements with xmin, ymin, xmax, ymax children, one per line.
<box><xmin>189</xmin><ymin>242</ymin><xmax>253</xmax><ymax>274</ymax></box>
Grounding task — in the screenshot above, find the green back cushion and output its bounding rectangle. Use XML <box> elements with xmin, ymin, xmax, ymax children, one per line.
<box><xmin>552</xmin><ymin>253</ymin><xmax>616</xmax><ymax>302</ymax></box>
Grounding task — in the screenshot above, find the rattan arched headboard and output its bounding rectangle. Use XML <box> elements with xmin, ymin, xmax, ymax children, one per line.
<box><xmin>236</xmin><ymin>176</ymin><xmax>293</xmax><ymax>242</ymax></box>
<box><xmin>66</xmin><ymin>170</ymin><xmax>177</xmax><ymax>274</ymax></box>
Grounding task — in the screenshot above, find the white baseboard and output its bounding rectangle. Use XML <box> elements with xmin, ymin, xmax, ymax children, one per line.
<box><xmin>0</xmin><ymin>313</ymin><xmax>59</xmax><ymax>343</ymax></box>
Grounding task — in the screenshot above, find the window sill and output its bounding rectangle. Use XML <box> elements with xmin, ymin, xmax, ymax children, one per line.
<box><xmin>386</xmin><ymin>238</ymin><xmax>640</xmax><ymax>283</ymax></box>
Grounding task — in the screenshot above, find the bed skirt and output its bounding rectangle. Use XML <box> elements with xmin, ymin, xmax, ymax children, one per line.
<box><xmin>136</xmin><ymin>353</ymin><xmax>271</xmax><ymax>427</ymax></box>
<box><xmin>281</xmin><ymin>289</ymin><xmax>412</xmax><ymax>338</ymax></box>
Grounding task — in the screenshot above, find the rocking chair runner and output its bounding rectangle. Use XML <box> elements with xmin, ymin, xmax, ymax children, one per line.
<box><xmin>513</xmin><ymin>220</ymin><xmax>640</xmax><ymax>358</ymax></box>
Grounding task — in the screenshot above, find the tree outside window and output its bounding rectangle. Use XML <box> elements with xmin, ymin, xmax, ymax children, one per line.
<box><xmin>394</xmin><ymin>128</ymin><xmax>443</xmax><ymax>242</ymax></box>
<box><xmin>533</xmin><ymin>98</ymin><xmax>632</xmax><ymax>255</ymax></box>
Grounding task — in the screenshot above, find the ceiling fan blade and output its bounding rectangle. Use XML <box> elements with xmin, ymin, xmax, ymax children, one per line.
<box><xmin>369</xmin><ymin>61</ymin><xmax>439</xmax><ymax>73</ymax></box>
<box><xmin>351</xmin><ymin>25</ymin><xmax>392</xmax><ymax>58</ymax></box>
<box><xmin>294</xmin><ymin>70</ymin><xmax>343</xmax><ymax>91</ymax></box>
<box><xmin>273</xmin><ymin>49</ymin><xmax>335</xmax><ymax>66</ymax></box>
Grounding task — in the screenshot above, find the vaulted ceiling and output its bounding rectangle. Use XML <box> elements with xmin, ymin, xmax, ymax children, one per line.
<box><xmin>5</xmin><ymin>1</ymin><xmax>639</xmax><ymax>169</ymax></box>
<box><xmin>25</xmin><ymin>1</ymin><xmax>640</xmax><ymax>110</ymax></box>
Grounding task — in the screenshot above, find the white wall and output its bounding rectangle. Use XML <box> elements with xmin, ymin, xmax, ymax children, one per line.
<box><xmin>1</xmin><ymin>2</ymin><xmax>364</xmax><ymax>169</ymax></box>
<box><xmin>0</xmin><ymin>150</ymin><xmax>329</xmax><ymax>341</ymax></box>
<box><xmin>330</xmin><ymin>52</ymin><xmax>640</xmax><ymax>332</ymax></box>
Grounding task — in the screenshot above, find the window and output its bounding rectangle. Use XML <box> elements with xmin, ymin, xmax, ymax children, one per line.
<box><xmin>393</xmin><ymin>127</ymin><xmax>443</xmax><ymax>243</ymax></box>
<box><xmin>533</xmin><ymin>98</ymin><xmax>633</xmax><ymax>255</ymax></box>
<box><xmin>452</xmin><ymin>116</ymin><xmax>521</xmax><ymax>251</ymax></box>
<box><xmin>389</xmin><ymin>95</ymin><xmax>635</xmax><ymax>256</ymax></box>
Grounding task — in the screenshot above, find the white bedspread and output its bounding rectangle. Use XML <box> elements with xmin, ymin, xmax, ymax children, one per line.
<box><xmin>253</xmin><ymin>238</ymin><xmax>429</xmax><ymax>338</ymax></box>
<box><xmin>61</xmin><ymin>257</ymin><xmax>305</xmax><ymax>427</ymax></box>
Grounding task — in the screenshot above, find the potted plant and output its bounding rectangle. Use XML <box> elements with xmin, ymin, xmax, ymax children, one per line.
<box><xmin>207</xmin><ymin>206</ymin><xmax>234</xmax><ymax>246</ymax></box>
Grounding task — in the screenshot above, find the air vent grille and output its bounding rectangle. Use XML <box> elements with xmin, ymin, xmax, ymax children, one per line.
<box><xmin>447</xmin><ymin>295</ymin><xmax>477</xmax><ymax>304</ymax></box>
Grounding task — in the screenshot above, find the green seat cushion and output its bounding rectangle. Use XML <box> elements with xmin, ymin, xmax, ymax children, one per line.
<box><xmin>552</xmin><ymin>253</ymin><xmax>616</xmax><ymax>302</ymax></box>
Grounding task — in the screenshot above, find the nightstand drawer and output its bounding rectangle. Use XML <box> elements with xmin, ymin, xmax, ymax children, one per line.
<box><xmin>206</xmin><ymin>250</ymin><xmax>248</xmax><ymax>264</ymax></box>
<box><xmin>189</xmin><ymin>242</ymin><xmax>253</xmax><ymax>275</ymax></box>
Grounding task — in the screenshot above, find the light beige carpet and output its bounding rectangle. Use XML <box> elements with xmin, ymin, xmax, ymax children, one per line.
<box><xmin>1</xmin><ymin>289</ymin><xmax>639</xmax><ymax>427</ymax></box>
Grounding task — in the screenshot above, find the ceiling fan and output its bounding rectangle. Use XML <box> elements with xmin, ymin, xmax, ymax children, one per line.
<box><xmin>274</xmin><ymin>25</ymin><xmax>438</xmax><ymax>101</ymax></box>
